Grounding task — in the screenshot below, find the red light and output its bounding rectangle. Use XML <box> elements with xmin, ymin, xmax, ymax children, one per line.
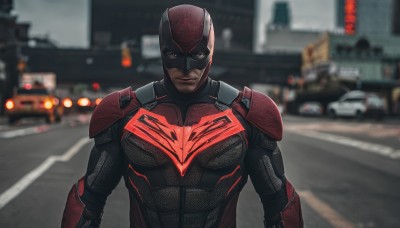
<box><xmin>122</xmin><ymin>57</ymin><xmax>132</xmax><ymax>68</ymax></box>
<box><xmin>23</xmin><ymin>83</ymin><xmax>32</xmax><ymax>90</ymax></box>
<box><xmin>121</xmin><ymin>45</ymin><xmax>132</xmax><ymax>68</ymax></box>
<box><xmin>92</xmin><ymin>82</ymin><xmax>100</xmax><ymax>91</ymax></box>
<box><xmin>344</xmin><ymin>0</ymin><xmax>357</xmax><ymax>35</ymax></box>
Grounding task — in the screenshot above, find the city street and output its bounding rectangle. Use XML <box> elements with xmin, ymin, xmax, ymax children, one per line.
<box><xmin>0</xmin><ymin>0</ymin><xmax>399</xmax><ymax>227</ymax></box>
<box><xmin>0</xmin><ymin>114</ymin><xmax>399</xmax><ymax>228</ymax></box>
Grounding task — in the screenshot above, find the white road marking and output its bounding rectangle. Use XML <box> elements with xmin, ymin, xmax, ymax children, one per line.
<box><xmin>0</xmin><ymin>137</ymin><xmax>91</xmax><ymax>210</ymax></box>
<box><xmin>287</xmin><ymin>129</ymin><xmax>400</xmax><ymax>160</ymax></box>
<box><xmin>0</xmin><ymin>125</ymin><xmax>50</xmax><ymax>139</ymax></box>
<box><xmin>285</xmin><ymin>122</ymin><xmax>400</xmax><ymax>139</ymax></box>
<box><xmin>298</xmin><ymin>190</ymin><xmax>355</xmax><ymax>228</ymax></box>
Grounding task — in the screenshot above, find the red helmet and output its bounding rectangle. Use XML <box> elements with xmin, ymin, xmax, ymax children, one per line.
<box><xmin>159</xmin><ymin>4</ymin><xmax>215</xmax><ymax>90</ymax></box>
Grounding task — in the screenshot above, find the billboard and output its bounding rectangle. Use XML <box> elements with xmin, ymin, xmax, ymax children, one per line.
<box><xmin>141</xmin><ymin>35</ymin><xmax>160</xmax><ymax>59</ymax></box>
<box><xmin>20</xmin><ymin>72</ymin><xmax>56</xmax><ymax>90</ymax></box>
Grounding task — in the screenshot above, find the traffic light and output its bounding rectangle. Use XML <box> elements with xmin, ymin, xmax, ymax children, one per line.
<box><xmin>17</xmin><ymin>57</ymin><xmax>27</xmax><ymax>72</ymax></box>
<box><xmin>92</xmin><ymin>82</ymin><xmax>100</xmax><ymax>91</ymax></box>
<box><xmin>121</xmin><ymin>43</ymin><xmax>132</xmax><ymax>68</ymax></box>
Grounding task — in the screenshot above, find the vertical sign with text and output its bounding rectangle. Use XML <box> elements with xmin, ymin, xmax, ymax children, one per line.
<box><xmin>345</xmin><ymin>0</ymin><xmax>357</xmax><ymax>35</ymax></box>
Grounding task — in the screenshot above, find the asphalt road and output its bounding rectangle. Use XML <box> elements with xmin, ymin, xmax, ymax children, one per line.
<box><xmin>0</xmin><ymin>114</ymin><xmax>399</xmax><ymax>228</ymax></box>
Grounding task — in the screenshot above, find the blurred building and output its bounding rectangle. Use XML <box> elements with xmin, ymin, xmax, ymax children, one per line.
<box><xmin>336</xmin><ymin>0</ymin><xmax>345</xmax><ymax>29</ymax></box>
<box><xmin>270</xmin><ymin>1</ymin><xmax>291</xmax><ymax>29</ymax></box>
<box><xmin>20</xmin><ymin>47</ymin><xmax>301</xmax><ymax>89</ymax></box>
<box><xmin>264</xmin><ymin>28</ymin><xmax>322</xmax><ymax>53</ymax></box>
<box><xmin>0</xmin><ymin>0</ymin><xmax>31</xmax><ymax>114</ymax></box>
<box><xmin>393</xmin><ymin>0</ymin><xmax>400</xmax><ymax>35</ymax></box>
<box><xmin>90</xmin><ymin>0</ymin><xmax>255</xmax><ymax>52</ymax></box>
<box><xmin>264</xmin><ymin>1</ymin><xmax>321</xmax><ymax>53</ymax></box>
<box><xmin>336</xmin><ymin>0</ymin><xmax>398</xmax><ymax>36</ymax></box>
<box><xmin>0</xmin><ymin>0</ymin><xmax>300</xmax><ymax>104</ymax></box>
<box><xmin>302</xmin><ymin>33</ymin><xmax>400</xmax><ymax>114</ymax></box>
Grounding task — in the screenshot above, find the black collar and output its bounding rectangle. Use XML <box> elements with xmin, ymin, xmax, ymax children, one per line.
<box><xmin>155</xmin><ymin>78</ymin><xmax>218</xmax><ymax>105</ymax></box>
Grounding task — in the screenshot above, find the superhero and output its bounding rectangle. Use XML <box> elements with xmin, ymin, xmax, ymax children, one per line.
<box><xmin>62</xmin><ymin>4</ymin><xmax>303</xmax><ymax>228</ymax></box>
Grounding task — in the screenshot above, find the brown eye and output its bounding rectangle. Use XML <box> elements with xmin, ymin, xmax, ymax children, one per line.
<box><xmin>166</xmin><ymin>50</ymin><xmax>179</xmax><ymax>59</ymax></box>
<box><xmin>192</xmin><ymin>52</ymin><xmax>206</xmax><ymax>60</ymax></box>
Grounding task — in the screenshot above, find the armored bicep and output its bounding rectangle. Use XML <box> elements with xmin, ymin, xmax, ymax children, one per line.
<box><xmin>245</xmin><ymin>132</ymin><xmax>285</xmax><ymax>196</ymax></box>
<box><xmin>85</xmin><ymin>127</ymin><xmax>123</xmax><ymax>194</ymax></box>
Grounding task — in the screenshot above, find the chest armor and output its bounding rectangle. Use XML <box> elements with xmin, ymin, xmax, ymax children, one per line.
<box><xmin>121</xmin><ymin>102</ymin><xmax>248</xmax><ymax>228</ymax></box>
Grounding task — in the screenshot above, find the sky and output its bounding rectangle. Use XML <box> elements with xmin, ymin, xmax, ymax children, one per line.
<box><xmin>13</xmin><ymin>0</ymin><xmax>335</xmax><ymax>49</ymax></box>
<box><xmin>13</xmin><ymin>0</ymin><xmax>89</xmax><ymax>47</ymax></box>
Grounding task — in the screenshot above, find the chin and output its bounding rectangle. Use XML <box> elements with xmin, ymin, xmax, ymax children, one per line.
<box><xmin>176</xmin><ymin>85</ymin><xmax>196</xmax><ymax>93</ymax></box>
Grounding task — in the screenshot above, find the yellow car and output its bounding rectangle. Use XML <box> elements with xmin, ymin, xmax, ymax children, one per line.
<box><xmin>4</xmin><ymin>88</ymin><xmax>64</xmax><ymax>124</ymax></box>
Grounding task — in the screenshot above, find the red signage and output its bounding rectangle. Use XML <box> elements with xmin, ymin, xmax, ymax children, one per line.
<box><xmin>344</xmin><ymin>0</ymin><xmax>357</xmax><ymax>35</ymax></box>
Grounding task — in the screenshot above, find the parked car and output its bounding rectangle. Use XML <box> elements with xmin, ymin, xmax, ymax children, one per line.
<box><xmin>327</xmin><ymin>91</ymin><xmax>386</xmax><ymax>120</ymax></box>
<box><xmin>298</xmin><ymin>102</ymin><xmax>323</xmax><ymax>116</ymax></box>
<box><xmin>4</xmin><ymin>88</ymin><xmax>64</xmax><ymax>124</ymax></box>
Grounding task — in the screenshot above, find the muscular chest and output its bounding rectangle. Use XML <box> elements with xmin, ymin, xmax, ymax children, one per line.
<box><xmin>121</xmin><ymin>103</ymin><xmax>248</xmax><ymax>180</ymax></box>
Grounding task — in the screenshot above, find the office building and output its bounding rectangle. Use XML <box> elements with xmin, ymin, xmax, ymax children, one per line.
<box><xmin>271</xmin><ymin>1</ymin><xmax>291</xmax><ymax>29</ymax></box>
<box><xmin>336</xmin><ymin>0</ymin><xmax>395</xmax><ymax>36</ymax></box>
<box><xmin>90</xmin><ymin>0</ymin><xmax>256</xmax><ymax>51</ymax></box>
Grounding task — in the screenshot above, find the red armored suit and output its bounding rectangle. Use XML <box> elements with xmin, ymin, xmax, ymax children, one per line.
<box><xmin>62</xmin><ymin>4</ymin><xmax>303</xmax><ymax>228</ymax></box>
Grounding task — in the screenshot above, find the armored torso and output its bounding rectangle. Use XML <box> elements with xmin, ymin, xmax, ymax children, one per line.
<box><xmin>119</xmin><ymin>80</ymin><xmax>249</xmax><ymax>228</ymax></box>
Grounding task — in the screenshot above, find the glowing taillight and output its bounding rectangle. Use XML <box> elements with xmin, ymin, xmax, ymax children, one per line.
<box><xmin>77</xmin><ymin>98</ymin><xmax>91</xmax><ymax>107</ymax></box>
<box><xmin>95</xmin><ymin>98</ymin><xmax>102</xmax><ymax>106</ymax></box>
<box><xmin>5</xmin><ymin>99</ymin><xmax>14</xmax><ymax>110</ymax></box>
<box><xmin>44</xmin><ymin>100</ymin><xmax>53</xmax><ymax>109</ymax></box>
<box><xmin>23</xmin><ymin>83</ymin><xmax>32</xmax><ymax>90</ymax></box>
<box><xmin>63</xmin><ymin>98</ymin><xmax>73</xmax><ymax>108</ymax></box>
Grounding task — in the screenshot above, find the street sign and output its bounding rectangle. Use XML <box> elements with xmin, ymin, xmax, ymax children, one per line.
<box><xmin>141</xmin><ymin>35</ymin><xmax>160</xmax><ymax>59</ymax></box>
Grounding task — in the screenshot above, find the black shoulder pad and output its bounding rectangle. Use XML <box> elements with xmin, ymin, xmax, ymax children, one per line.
<box><xmin>135</xmin><ymin>82</ymin><xmax>155</xmax><ymax>105</ymax></box>
<box><xmin>217</xmin><ymin>81</ymin><xmax>239</xmax><ymax>106</ymax></box>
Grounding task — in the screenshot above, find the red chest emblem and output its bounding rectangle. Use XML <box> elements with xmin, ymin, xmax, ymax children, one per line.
<box><xmin>124</xmin><ymin>108</ymin><xmax>245</xmax><ymax>176</ymax></box>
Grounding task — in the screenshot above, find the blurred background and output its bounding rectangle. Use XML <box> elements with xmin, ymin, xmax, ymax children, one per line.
<box><xmin>0</xmin><ymin>0</ymin><xmax>399</xmax><ymax>227</ymax></box>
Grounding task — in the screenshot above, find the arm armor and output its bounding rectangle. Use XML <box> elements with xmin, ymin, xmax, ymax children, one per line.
<box><xmin>245</xmin><ymin>131</ymin><xmax>303</xmax><ymax>228</ymax></box>
<box><xmin>61</xmin><ymin>178</ymin><xmax>100</xmax><ymax>228</ymax></box>
<box><xmin>62</xmin><ymin>125</ymin><xmax>124</xmax><ymax>228</ymax></box>
<box><xmin>89</xmin><ymin>87</ymin><xmax>139</xmax><ymax>138</ymax></box>
<box><xmin>232</xmin><ymin>87</ymin><xmax>283</xmax><ymax>141</ymax></box>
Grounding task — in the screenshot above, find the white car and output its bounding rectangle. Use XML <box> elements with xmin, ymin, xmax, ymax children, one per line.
<box><xmin>327</xmin><ymin>91</ymin><xmax>386</xmax><ymax>120</ymax></box>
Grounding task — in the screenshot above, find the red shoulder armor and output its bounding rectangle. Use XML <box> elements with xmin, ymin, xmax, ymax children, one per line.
<box><xmin>89</xmin><ymin>87</ymin><xmax>139</xmax><ymax>138</ymax></box>
<box><xmin>232</xmin><ymin>87</ymin><xmax>283</xmax><ymax>141</ymax></box>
